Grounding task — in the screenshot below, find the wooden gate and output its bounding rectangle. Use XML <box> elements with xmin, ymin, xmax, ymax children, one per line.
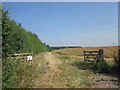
<box><xmin>84</xmin><ymin>49</ymin><xmax>104</xmax><ymax>61</ymax></box>
<box><xmin>13</xmin><ymin>52</ymin><xmax>33</xmax><ymax>60</ymax></box>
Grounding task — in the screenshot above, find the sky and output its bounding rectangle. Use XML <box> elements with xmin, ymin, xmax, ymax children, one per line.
<box><xmin>4</xmin><ymin>2</ymin><xmax>118</xmax><ymax>47</ymax></box>
<box><xmin>1</xmin><ymin>0</ymin><xmax>120</xmax><ymax>2</ymax></box>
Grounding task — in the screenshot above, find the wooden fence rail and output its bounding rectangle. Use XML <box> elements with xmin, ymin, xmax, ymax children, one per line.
<box><xmin>84</xmin><ymin>49</ymin><xmax>104</xmax><ymax>61</ymax></box>
<box><xmin>11</xmin><ymin>52</ymin><xmax>33</xmax><ymax>60</ymax></box>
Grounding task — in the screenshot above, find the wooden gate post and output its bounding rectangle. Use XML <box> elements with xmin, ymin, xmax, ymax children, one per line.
<box><xmin>98</xmin><ymin>49</ymin><xmax>104</xmax><ymax>62</ymax></box>
<box><xmin>84</xmin><ymin>51</ymin><xmax>86</xmax><ymax>61</ymax></box>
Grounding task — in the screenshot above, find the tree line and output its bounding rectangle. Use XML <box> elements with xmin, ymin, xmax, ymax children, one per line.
<box><xmin>51</xmin><ymin>46</ymin><xmax>82</xmax><ymax>50</ymax></box>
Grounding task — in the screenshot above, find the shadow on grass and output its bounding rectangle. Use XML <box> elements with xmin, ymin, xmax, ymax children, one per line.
<box><xmin>71</xmin><ymin>60</ymin><xmax>117</xmax><ymax>74</ymax></box>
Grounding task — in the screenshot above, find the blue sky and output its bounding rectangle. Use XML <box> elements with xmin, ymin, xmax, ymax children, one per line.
<box><xmin>4</xmin><ymin>2</ymin><xmax>118</xmax><ymax>47</ymax></box>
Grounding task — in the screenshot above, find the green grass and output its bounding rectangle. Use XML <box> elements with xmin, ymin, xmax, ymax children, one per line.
<box><xmin>71</xmin><ymin>60</ymin><xmax>92</xmax><ymax>70</ymax></box>
<box><xmin>71</xmin><ymin>59</ymin><xmax>117</xmax><ymax>74</ymax></box>
<box><xmin>53</xmin><ymin>52</ymin><xmax>83</xmax><ymax>64</ymax></box>
<box><xmin>53</xmin><ymin>53</ymin><xmax>92</xmax><ymax>88</ymax></box>
<box><xmin>58</xmin><ymin>64</ymin><xmax>91</xmax><ymax>88</ymax></box>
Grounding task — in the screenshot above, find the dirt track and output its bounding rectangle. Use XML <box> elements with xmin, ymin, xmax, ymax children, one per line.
<box><xmin>33</xmin><ymin>52</ymin><xmax>67</xmax><ymax>88</ymax></box>
<box><xmin>44</xmin><ymin>52</ymin><xmax>61</xmax><ymax>70</ymax></box>
<box><xmin>33</xmin><ymin>52</ymin><xmax>119</xmax><ymax>88</ymax></box>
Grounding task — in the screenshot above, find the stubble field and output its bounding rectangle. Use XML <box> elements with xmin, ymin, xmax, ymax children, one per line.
<box><xmin>54</xmin><ymin>46</ymin><xmax>120</xmax><ymax>58</ymax></box>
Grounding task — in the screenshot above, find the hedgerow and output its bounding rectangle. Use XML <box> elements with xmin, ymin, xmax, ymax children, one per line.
<box><xmin>2</xmin><ymin>6</ymin><xmax>51</xmax><ymax>88</ymax></box>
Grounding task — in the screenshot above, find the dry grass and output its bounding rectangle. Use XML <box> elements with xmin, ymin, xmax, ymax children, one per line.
<box><xmin>54</xmin><ymin>46</ymin><xmax>120</xmax><ymax>58</ymax></box>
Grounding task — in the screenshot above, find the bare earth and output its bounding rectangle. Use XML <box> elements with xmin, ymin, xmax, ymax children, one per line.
<box><xmin>88</xmin><ymin>74</ymin><xmax>119</xmax><ymax>88</ymax></box>
<box><xmin>33</xmin><ymin>52</ymin><xmax>119</xmax><ymax>88</ymax></box>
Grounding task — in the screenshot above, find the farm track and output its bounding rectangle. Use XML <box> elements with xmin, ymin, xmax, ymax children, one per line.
<box><xmin>38</xmin><ymin>52</ymin><xmax>66</xmax><ymax>88</ymax></box>
<box><xmin>33</xmin><ymin>52</ymin><xmax>119</xmax><ymax>88</ymax></box>
<box><xmin>33</xmin><ymin>52</ymin><xmax>67</xmax><ymax>88</ymax></box>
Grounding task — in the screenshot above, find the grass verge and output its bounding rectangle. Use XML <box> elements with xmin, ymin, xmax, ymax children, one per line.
<box><xmin>58</xmin><ymin>64</ymin><xmax>92</xmax><ymax>88</ymax></box>
<box><xmin>53</xmin><ymin>52</ymin><xmax>92</xmax><ymax>88</ymax></box>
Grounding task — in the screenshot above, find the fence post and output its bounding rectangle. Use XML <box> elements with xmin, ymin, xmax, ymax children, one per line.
<box><xmin>84</xmin><ymin>51</ymin><xmax>86</xmax><ymax>61</ymax></box>
<box><xmin>98</xmin><ymin>49</ymin><xmax>104</xmax><ymax>62</ymax></box>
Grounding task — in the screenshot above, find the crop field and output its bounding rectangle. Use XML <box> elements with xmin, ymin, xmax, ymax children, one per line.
<box><xmin>54</xmin><ymin>46</ymin><xmax>120</xmax><ymax>58</ymax></box>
